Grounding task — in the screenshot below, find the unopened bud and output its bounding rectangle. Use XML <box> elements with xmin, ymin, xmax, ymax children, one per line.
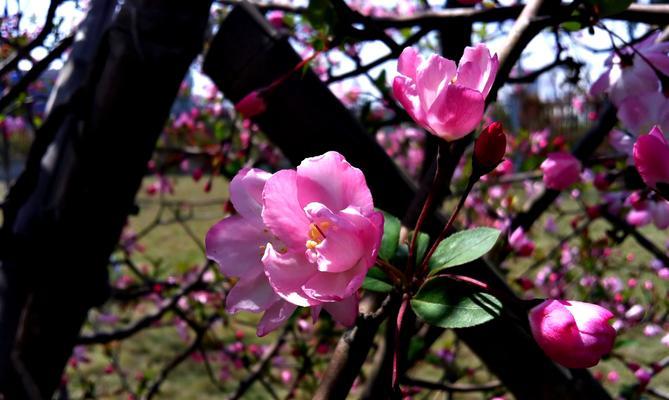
<box><xmin>473</xmin><ymin>122</ymin><xmax>506</xmax><ymax>176</ymax></box>
<box><xmin>234</xmin><ymin>90</ymin><xmax>267</xmax><ymax>118</ymax></box>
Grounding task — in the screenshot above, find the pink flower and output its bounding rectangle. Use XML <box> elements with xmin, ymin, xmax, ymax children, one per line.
<box><xmin>392</xmin><ymin>44</ymin><xmax>498</xmax><ymax>141</ymax></box>
<box><xmin>235</xmin><ymin>90</ymin><xmax>267</xmax><ymax>118</ymax></box>
<box><xmin>540</xmin><ymin>152</ymin><xmax>582</xmax><ymax>190</ymax></box>
<box><xmin>590</xmin><ymin>31</ymin><xmax>669</xmax><ymax>105</ymax></box>
<box><xmin>509</xmin><ymin>227</ymin><xmax>535</xmax><ymax>257</ymax></box>
<box><xmin>267</xmin><ymin>11</ymin><xmax>285</xmax><ymax>29</ymax></box>
<box><xmin>261</xmin><ymin>152</ymin><xmax>384</xmax><ymax>326</ymax></box>
<box><xmin>529</xmin><ymin>299</ymin><xmax>616</xmax><ymax>368</ymax></box>
<box><xmin>633</xmin><ymin>126</ymin><xmax>669</xmax><ymax>199</ymax></box>
<box><xmin>206</xmin><ymin>168</ymin><xmax>296</xmax><ymax>336</ymax></box>
<box><xmin>651</xmin><ymin>200</ymin><xmax>669</xmax><ymax>229</ymax></box>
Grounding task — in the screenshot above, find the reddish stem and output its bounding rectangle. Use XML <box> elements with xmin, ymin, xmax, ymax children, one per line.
<box><xmin>392</xmin><ymin>294</ymin><xmax>409</xmax><ymax>392</ymax></box>
<box><xmin>407</xmin><ymin>144</ymin><xmax>444</xmax><ymax>278</ymax></box>
<box><xmin>418</xmin><ymin>176</ymin><xmax>476</xmax><ymax>277</ymax></box>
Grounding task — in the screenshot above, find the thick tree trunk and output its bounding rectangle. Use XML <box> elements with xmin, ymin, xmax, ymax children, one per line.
<box><xmin>0</xmin><ymin>0</ymin><xmax>211</xmax><ymax>397</ymax></box>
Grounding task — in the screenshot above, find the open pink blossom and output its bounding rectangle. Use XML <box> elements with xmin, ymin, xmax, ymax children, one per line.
<box><xmin>392</xmin><ymin>44</ymin><xmax>499</xmax><ymax>141</ymax></box>
<box><xmin>529</xmin><ymin>299</ymin><xmax>616</xmax><ymax>369</ymax></box>
<box><xmin>205</xmin><ymin>168</ymin><xmax>296</xmax><ymax>336</ymax></box>
<box><xmin>590</xmin><ymin>31</ymin><xmax>669</xmax><ymax>104</ymax></box>
<box><xmin>540</xmin><ymin>152</ymin><xmax>582</xmax><ymax>190</ymax></box>
<box><xmin>261</xmin><ymin>151</ymin><xmax>384</xmax><ymax>327</ymax></box>
<box><xmin>634</xmin><ymin>126</ymin><xmax>669</xmax><ymax>199</ymax></box>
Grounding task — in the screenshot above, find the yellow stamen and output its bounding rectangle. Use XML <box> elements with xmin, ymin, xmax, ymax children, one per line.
<box><xmin>306</xmin><ymin>240</ymin><xmax>319</xmax><ymax>250</ymax></box>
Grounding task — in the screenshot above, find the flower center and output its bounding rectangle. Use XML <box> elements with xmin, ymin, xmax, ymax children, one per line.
<box><xmin>306</xmin><ymin>222</ymin><xmax>330</xmax><ymax>250</ymax></box>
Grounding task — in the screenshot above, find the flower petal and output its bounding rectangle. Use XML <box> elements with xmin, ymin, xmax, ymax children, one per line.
<box><xmin>205</xmin><ymin>216</ymin><xmax>269</xmax><ymax>280</ymax></box>
<box><xmin>426</xmin><ymin>84</ymin><xmax>484</xmax><ymax>141</ymax></box>
<box><xmin>296</xmin><ymin>151</ymin><xmax>374</xmax><ymax>214</ymax></box>
<box><xmin>323</xmin><ymin>295</ymin><xmax>358</xmax><ymax>327</ymax></box>
<box><xmin>397</xmin><ymin>47</ymin><xmax>422</xmax><ymax>80</ymax></box>
<box><xmin>262</xmin><ymin>169</ymin><xmax>311</xmax><ymax>249</ymax></box>
<box><xmin>257</xmin><ymin>300</ymin><xmax>297</xmax><ymax>337</ymax></box>
<box><xmin>416</xmin><ymin>54</ymin><xmax>457</xmax><ymax>110</ymax></box>
<box><xmin>457</xmin><ymin>44</ymin><xmax>498</xmax><ymax>97</ymax></box>
<box><xmin>226</xmin><ymin>270</ymin><xmax>281</xmax><ymax>313</ymax></box>
<box><xmin>262</xmin><ymin>243</ymin><xmax>318</xmax><ymax>307</ymax></box>
<box><xmin>301</xmin><ymin>259</ymin><xmax>367</xmax><ymax>302</ymax></box>
<box><xmin>230</xmin><ymin>167</ymin><xmax>272</xmax><ymax>227</ymax></box>
<box><xmin>634</xmin><ymin>126</ymin><xmax>669</xmax><ymax>189</ymax></box>
<box><xmin>393</xmin><ymin>76</ymin><xmax>428</xmax><ymax>128</ymax></box>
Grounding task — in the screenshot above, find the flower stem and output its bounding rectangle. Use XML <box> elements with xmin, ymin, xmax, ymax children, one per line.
<box><xmin>376</xmin><ymin>258</ymin><xmax>407</xmax><ymax>288</ymax></box>
<box><xmin>392</xmin><ymin>294</ymin><xmax>409</xmax><ymax>393</ymax></box>
<box><xmin>407</xmin><ymin>143</ymin><xmax>444</xmax><ymax>279</ymax></box>
<box><xmin>418</xmin><ymin>175</ymin><xmax>477</xmax><ymax>277</ymax></box>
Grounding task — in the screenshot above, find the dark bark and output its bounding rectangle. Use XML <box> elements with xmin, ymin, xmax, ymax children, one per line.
<box><xmin>0</xmin><ymin>0</ymin><xmax>211</xmax><ymax>397</ymax></box>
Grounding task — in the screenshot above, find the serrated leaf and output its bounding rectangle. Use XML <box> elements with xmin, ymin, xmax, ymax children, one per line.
<box><xmin>411</xmin><ymin>276</ymin><xmax>502</xmax><ymax>328</ymax></box>
<box><xmin>378</xmin><ymin>210</ymin><xmax>401</xmax><ymax>261</ymax></box>
<box><xmin>428</xmin><ymin>228</ymin><xmax>500</xmax><ymax>275</ymax></box>
<box><xmin>362</xmin><ymin>266</ymin><xmax>393</xmax><ymax>293</ymax></box>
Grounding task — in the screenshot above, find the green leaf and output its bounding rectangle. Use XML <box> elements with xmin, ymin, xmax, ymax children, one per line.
<box><xmin>428</xmin><ymin>228</ymin><xmax>500</xmax><ymax>275</ymax></box>
<box><xmin>378</xmin><ymin>210</ymin><xmax>401</xmax><ymax>261</ymax></box>
<box><xmin>411</xmin><ymin>276</ymin><xmax>502</xmax><ymax>328</ymax></box>
<box><xmin>409</xmin><ymin>231</ymin><xmax>430</xmax><ymax>266</ymax></box>
<box><xmin>362</xmin><ymin>266</ymin><xmax>393</xmax><ymax>293</ymax></box>
<box><xmin>561</xmin><ymin>21</ymin><xmax>583</xmax><ymax>32</ymax></box>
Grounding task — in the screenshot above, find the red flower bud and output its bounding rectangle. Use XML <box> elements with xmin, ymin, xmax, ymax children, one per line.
<box><xmin>234</xmin><ymin>90</ymin><xmax>267</xmax><ymax>118</ymax></box>
<box><xmin>473</xmin><ymin>122</ymin><xmax>506</xmax><ymax>176</ymax></box>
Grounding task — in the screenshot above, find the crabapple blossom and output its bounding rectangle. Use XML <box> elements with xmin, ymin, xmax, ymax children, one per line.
<box><xmin>529</xmin><ymin>299</ymin><xmax>616</xmax><ymax>368</ymax></box>
<box><xmin>261</xmin><ymin>151</ymin><xmax>384</xmax><ymax>326</ymax></box>
<box><xmin>540</xmin><ymin>152</ymin><xmax>582</xmax><ymax>190</ymax></box>
<box><xmin>392</xmin><ymin>44</ymin><xmax>499</xmax><ymax>141</ymax></box>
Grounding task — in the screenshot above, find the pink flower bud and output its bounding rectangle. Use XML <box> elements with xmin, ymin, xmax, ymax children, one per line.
<box><xmin>473</xmin><ymin>121</ymin><xmax>506</xmax><ymax>175</ymax></box>
<box><xmin>234</xmin><ymin>90</ymin><xmax>267</xmax><ymax>118</ymax></box>
<box><xmin>540</xmin><ymin>152</ymin><xmax>582</xmax><ymax>190</ymax></box>
<box><xmin>529</xmin><ymin>299</ymin><xmax>616</xmax><ymax>368</ymax></box>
